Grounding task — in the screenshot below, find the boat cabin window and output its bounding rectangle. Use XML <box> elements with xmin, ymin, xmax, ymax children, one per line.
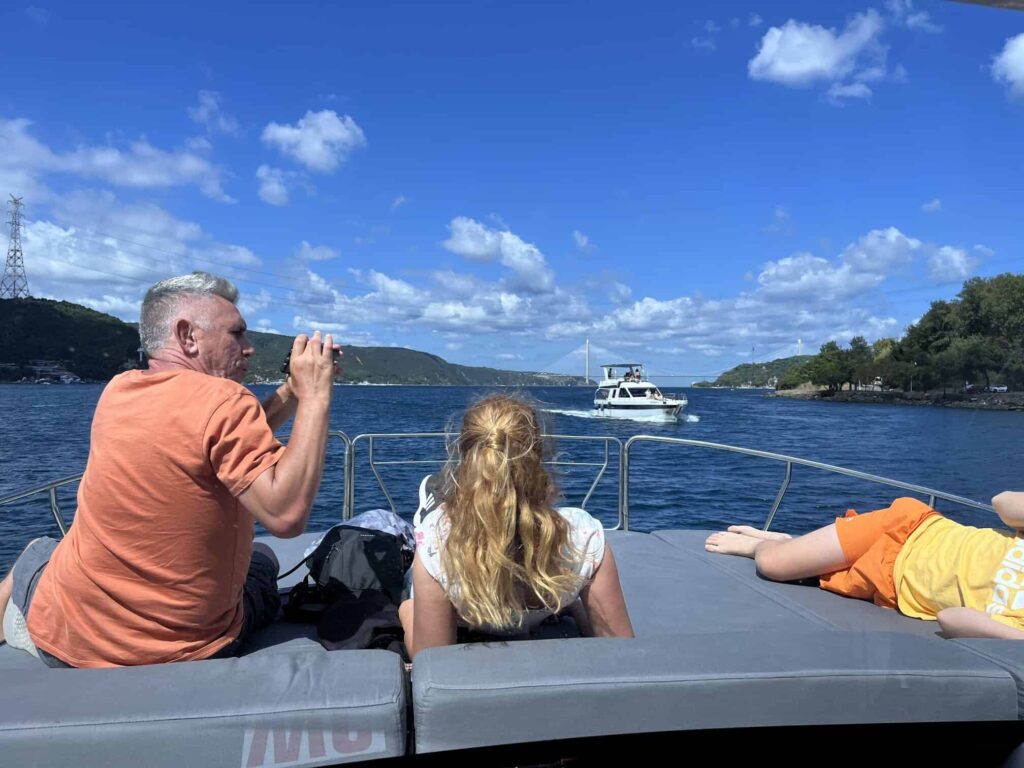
<box><xmin>596</xmin><ymin>388</ymin><xmax>610</xmax><ymax>400</ymax></box>
<box><xmin>617</xmin><ymin>388</ymin><xmax>631</xmax><ymax>398</ymax></box>
<box><xmin>628</xmin><ymin>388</ymin><xmax>653</xmax><ymax>397</ymax></box>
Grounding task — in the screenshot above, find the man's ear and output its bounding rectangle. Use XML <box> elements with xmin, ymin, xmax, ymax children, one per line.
<box><xmin>173</xmin><ymin>318</ymin><xmax>199</xmax><ymax>356</ymax></box>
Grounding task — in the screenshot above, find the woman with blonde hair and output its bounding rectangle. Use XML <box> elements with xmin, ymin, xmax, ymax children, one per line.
<box><xmin>399</xmin><ymin>394</ymin><xmax>633</xmax><ymax>657</ymax></box>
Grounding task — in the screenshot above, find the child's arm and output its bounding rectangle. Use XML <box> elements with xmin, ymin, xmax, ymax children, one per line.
<box><xmin>993</xmin><ymin>491</ymin><xmax>1024</xmax><ymax>532</ymax></box>
<box><xmin>937</xmin><ymin>607</ymin><xmax>1024</xmax><ymax>640</ymax></box>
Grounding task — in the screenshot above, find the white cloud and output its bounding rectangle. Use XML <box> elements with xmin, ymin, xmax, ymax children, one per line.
<box><xmin>921</xmin><ymin>198</ymin><xmax>942</xmax><ymax>213</ymax></box>
<box><xmin>827</xmin><ymin>81</ymin><xmax>873</xmax><ymax>104</ymax></box>
<box><xmin>764</xmin><ymin>204</ymin><xmax>793</xmax><ymax>233</ymax></box>
<box><xmin>0</xmin><ymin>118</ymin><xmax>231</xmax><ymax>201</ymax></box>
<box><xmin>691</xmin><ymin>36</ymin><xmax>717</xmax><ymax>53</ymax></box>
<box><xmin>496</xmin><ymin>353</ymin><xmax>523</xmax><ymax>360</ymax></box>
<box><xmin>749</xmin><ymin>13</ymin><xmax>763</xmax><ymax>27</ymax></box>
<box><xmin>573</xmin><ymin>229</ymin><xmax>591</xmax><ymax>250</ymax></box>
<box><xmin>184</xmin><ymin>136</ymin><xmax>213</xmax><ymax>153</ymax></box>
<box><xmin>905</xmin><ymin>12</ymin><xmax>941</xmax><ymax>34</ymax></box>
<box><xmin>256</xmin><ymin>165</ymin><xmax>289</xmax><ymax>206</ymax></box>
<box><xmin>841</xmin><ymin>227</ymin><xmax>921</xmax><ymax>272</ymax></box>
<box><xmin>442</xmin><ymin>217</ymin><xmax>502</xmax><ymax>260</ymax></box>
<box><xmin>748</xmin><ymin>10</ymin><xmax>887</xmax><ymax>99</ymax></box>
<box><xmin>442</xmin><ymin>217</ymin><xmax>555</xmax><ymax>293</ymax></box>
<box><xmin>993</xmin><ymin>33</ymin><xmax>1024</xmax><ymax>99</ymax></box>
<box><xmin>445</xmin><ymin>342</ymin><xmax>463</xmax><ymax>351</ymax></box>
<box><xmin>432</xmin><ymin>270</ymin><xmax>479</xmax><ymax>297</ymax></box>
<box><xmin>886</xmin><ymin>1</ymin><xmax>942</xmax><ymax>33</ymax></box>
<box><xmin>187</xmin><ymin>90</ymin><xmax>239</xmax><ymax>135</ymax></box>
<box><xmin>261</xmin><ymin>110</ymin><xmax>367</xmax><ymax>173</ymax></box>
<box><xmin>928</xmin><ymin>246</ymin><xmax>974</xmax><ymax>283</ymax></box>
<box><xmin>296</xmin><ymin>240</ymin><xmax>338</xmax><ymax>261</ymax></box>
<box><xmin>391</xmin><ymin>194</ymin><xmax>407</xmax><ymax>211</ymax></box>
<box><xmin>254</xmin><ymin>318</ymin><xmax>282</xmax><ymax>335</ymax></box>
<box><xmin>16</xmin><ymin>191</ymin><xmax>266</xmax><ymax>318</ymax></box>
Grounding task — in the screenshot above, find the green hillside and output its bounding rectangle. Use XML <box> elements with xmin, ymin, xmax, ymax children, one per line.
<box><xmin>0</xmin><ymin>298</ymin><xmax>580</xmax><ymax>386</ymax></box>
<box><xmin>694</xmin><ymin>355</ymin><xmax>815</xmax><ymax>388</ymax></box>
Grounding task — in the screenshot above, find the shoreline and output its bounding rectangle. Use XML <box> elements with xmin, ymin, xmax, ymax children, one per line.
<box><xmin>772</xmin><ymin>388</ymin><xmax>1024</xmax><ymax>411</ymax></box>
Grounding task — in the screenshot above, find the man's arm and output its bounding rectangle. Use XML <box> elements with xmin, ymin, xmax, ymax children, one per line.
<box><xmin>239</xmin><ymin>332</ymin><xmax>335</xmax><ymax>538</ymax></box>
<box><xmin>261</xmin><ymin>383</ymin><xmax>298</xmax><ymax>433</ymax></box>
<box><xmin>937</xmin><ymin>607</ymin><xmax>1024</xmax><ymax>640</ymax></box>
<box><xmin>993</xmin><ymin>492</ymin><xmax>1024</xmax><ymax>532</ymax></box>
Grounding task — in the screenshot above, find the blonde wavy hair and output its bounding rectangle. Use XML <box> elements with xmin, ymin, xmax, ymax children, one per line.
<box><xmin>438</xmin><ymin>394</ymin><xmax>581</xmax><ymax>630</ymax></box>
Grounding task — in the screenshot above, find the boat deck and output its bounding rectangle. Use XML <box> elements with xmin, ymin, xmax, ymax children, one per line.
<box><xmin>2</xmin><ymin>434</ymin><xmax>1023</xmax><ymax>764</ymax></box>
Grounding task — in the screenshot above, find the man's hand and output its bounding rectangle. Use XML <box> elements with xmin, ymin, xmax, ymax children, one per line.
<box><xmin>286</xmin><ymin>331</ymin><xmax>335</xmax><ymax>406</ymax></box>
<box><xmin>241</xmin><ymin>331</ymin><xmax>336</xmax><ymax>538</ymax></box>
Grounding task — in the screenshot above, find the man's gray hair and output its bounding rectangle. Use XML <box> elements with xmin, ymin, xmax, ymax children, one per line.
<box><xmin>139</xmin><ymin>271</ymin><xmax>239</xmax><ymax>355</ymax></box>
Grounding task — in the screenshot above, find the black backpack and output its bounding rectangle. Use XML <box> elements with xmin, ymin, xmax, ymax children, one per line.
<box><xmin>283</xmin><ymin>525</ymin><xmax>410</xmax><ymax>624</ymax></box>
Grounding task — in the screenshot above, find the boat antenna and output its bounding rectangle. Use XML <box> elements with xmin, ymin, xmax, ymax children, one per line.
<box><xmin>585</xmin><ymin>338</ymin><xmax>590</xmax><ymax>386</ymax></box>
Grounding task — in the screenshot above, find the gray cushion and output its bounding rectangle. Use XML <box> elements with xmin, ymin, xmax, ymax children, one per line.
<box><xmin>412</xmin><ymin>631</ymin><xmax>1018</xmax><ymax>753</ymax></box>
<box><xmin>651</xmin><ymin>529</ymin><xmax>941</xmax><ymax>638</ymax></box>
<box><xmin>0</xmin><ymin>648</ymin><xmax>407</xmax><ymax>767</ymax></box>
<box><xmin>610</xmin><ymin>530</ymin><xmax>828</xmax><ymax>635</ymax></box>
<box><xmin>0</xmin><ymin>530</ymin><xmax>406</xmax><ymax>766</ymax></box>
<box><xmin>411</xmin><ymin>527</ymin><xmax>1024</xmax><ymax>753</ymax></box>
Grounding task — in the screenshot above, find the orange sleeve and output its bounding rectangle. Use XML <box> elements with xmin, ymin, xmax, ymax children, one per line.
<box><xmin>204</xmin><ymin>393</ymin><xmax>284</xmax><ymax>497</ymax></box>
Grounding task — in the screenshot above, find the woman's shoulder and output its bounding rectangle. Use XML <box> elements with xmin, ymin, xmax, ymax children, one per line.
<box><xmin>556</xmin><ymin>507</ymin><xmax>605</xmax><ymax>569</ymax></box>
<box><xmin>556</xmin><ymin>506</ymin><xmax>603</xmax><ymax>531</ymax></box>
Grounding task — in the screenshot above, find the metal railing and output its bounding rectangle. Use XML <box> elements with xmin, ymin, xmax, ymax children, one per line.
<box><xmin>0</xmin><ymin>473</ymin><xmax>83</xmax><ymax>536</ymax></box>
<box><xmin>0</xmin><ymin>431</ymin><xmax>353</xmax><ymax>539</ymax></box>
<box><xmin>1</xmin><ymin>431</ymin><xmax>994</xmax><ymax>536</ymax></box>
<box><xmin>620</xmin><ymin>435</ymin><xmax>994</xmax><ymax>531</ymax></box>
<box><xmin>345</xmin><ymin>433</ymin><xmax>621</xmax><ymax>520</ymax></box>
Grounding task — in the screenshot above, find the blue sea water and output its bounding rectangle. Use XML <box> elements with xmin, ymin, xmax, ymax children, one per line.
<box><xmin>1</xmin><ymin>383</ymin><xmax>1020</xmax><ymax>572</ymax></box>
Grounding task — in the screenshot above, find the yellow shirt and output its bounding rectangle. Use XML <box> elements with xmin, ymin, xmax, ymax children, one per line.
<box><xmin>894</xmin><ymin>516</ymin><xmax>1024</xmax><ymax>629</ymax></box>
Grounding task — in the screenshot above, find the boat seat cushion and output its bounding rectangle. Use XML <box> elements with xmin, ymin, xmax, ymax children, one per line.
<box><xmin>0</xmin><ymin>531</ymin><xmax>406</xmax><ymax>767</ymax></box>
<box><xmin>647</xmin><ymin>529</ymin><xmax>941</xmax><ymax>637</ymax></box>
<box><xmin>411</xmin><ymin>630</ymin><xmax>1018</xmax><ymax>753</ymax></box>
<box><xmin>0</xmin><ymin>647</ymin><xmax>407</xmax><ymax>767</ymax></box>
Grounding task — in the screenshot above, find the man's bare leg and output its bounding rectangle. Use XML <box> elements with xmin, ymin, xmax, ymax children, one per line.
<box><xmin>706</xmin><ymin>523</ymin><xmax>849</xmax><ymax>582</ymax></box>
<box><xmin>0</xmin><ymin>567</ymin><xmax>13</xmax><ymax>644</ymax></box>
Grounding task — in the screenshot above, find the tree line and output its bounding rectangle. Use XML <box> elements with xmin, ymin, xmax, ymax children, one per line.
<box><xmin>778</xmin><ymin>273</ymin><xmax>1024</xmax><ymax>392</ymax></box>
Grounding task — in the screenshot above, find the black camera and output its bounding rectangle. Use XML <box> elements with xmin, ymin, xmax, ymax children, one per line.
<box><xmin>280</xmin><ymin>347</ymin><xmax>341</xmax><ymax>375</ymax></box>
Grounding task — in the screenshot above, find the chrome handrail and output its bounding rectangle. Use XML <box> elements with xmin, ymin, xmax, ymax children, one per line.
<box><xmin>0</xmin><ymin>431</ymin><xmax>354</xmax><ymax>539</ymax></box>
<box><xmin>0</xmin><ymin>473</ymin><xmax>82</xmax><ymax>536</ymax></box>
<box><xmin>1</xmin><ymin>431</ymin><xmax>994</xmax><ymax>537</ymax></box>
<box><xmin>621</xmin><ymin>435</ymin><xmax>995</xmax><ymax>532</ymax></box>
<box><xmin>345</xmin><ymin>433</ymin><xmax>621</xmax><ymax>521</ymax></box>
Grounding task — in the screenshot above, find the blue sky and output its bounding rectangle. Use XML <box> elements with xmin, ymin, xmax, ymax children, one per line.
<box><xmin>2</xmin><ymin>0</ymin><xmax>1023</xmax><ymax>381</ymax></box>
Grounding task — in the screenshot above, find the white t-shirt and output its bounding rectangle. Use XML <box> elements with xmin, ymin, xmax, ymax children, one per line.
<box><xmin>414</xmin><ymin>506</ymin><xmax>606</xmax><ymax>634</ymax></box>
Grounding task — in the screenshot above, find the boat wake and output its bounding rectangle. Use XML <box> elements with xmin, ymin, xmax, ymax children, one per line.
<box><xmin>544</xmin><ymin>408</ymin><xmax>700</xmax><ymax>424</ymax></box>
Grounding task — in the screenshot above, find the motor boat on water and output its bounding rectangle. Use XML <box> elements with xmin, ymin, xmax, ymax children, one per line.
<box><xmin>593</xmin><ymin>363</ymin><xmax>686</xmax><ymax>420</ymax></box>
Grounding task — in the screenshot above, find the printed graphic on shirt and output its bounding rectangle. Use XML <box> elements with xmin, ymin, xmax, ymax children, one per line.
<box><xmin>987</xmin><ymin>538</ymin><xmax>1024</xmax><ymax>616</ymax></box>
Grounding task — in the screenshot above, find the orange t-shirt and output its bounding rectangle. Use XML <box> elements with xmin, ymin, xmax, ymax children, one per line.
<box><xmin>27</xmin><ymin>369</ymin><xmax>284</xmax><ymax>668</ymax></box>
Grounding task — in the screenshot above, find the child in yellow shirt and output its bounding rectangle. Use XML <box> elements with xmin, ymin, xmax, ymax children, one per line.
<box><xmin>705</xmin><ymin>492</ymin><xmax>1024</xmax><ymax>639</ymax></box>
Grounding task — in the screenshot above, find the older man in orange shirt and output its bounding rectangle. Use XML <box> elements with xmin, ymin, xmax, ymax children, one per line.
<box><xmin>0</xmin><ymin>272</ymin><xmax>338</xmax><ymax>667</ymax></box>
